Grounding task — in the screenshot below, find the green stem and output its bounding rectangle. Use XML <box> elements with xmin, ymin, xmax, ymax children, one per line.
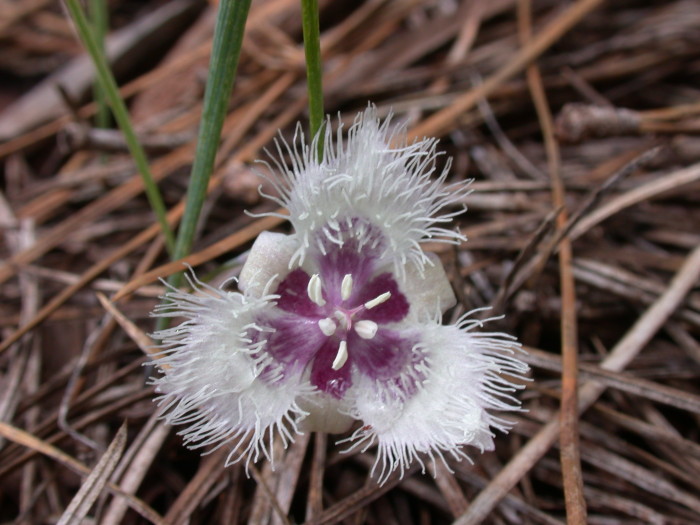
<box><xmin>167</xmin><ymin>0</ymin><xmax>252</xmax><ymax>292</ymax></box>
<box><xmin>64</xmin><ymin>0</ymin><xmax>175</xmax><ymax>255</ymax></box>
<box><xmin>301</xmin><ymin>0</ymin><xmax>324</xmax><ymax>159</ymax></box>
<box><xmin>89</xmin><ymin>0</ymin><xmax>110</xmax><ymax>129</ymax></box>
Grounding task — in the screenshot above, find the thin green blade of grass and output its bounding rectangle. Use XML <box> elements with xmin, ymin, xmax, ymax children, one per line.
<box><xmin>63</xmin><ymin>0</ymin><xmax>176</xmax><ymax>255</ymax></box>
<box><xmin>301</xmin><ymin>0</ymin><xmax>324</xmax><ymax>158</ymax></box>
<box><xmin>89</xmin><ymin>0</ymin><xmax>110</xmax><ymax>129</ymax></box>
<box><xmin>167</xmin><ymin>0</ymin><xmax>252</xmax><ymax>291</ymax></box>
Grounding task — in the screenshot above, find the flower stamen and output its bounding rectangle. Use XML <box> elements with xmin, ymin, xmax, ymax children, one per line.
<box><xmin>354</xmin><ymin>320</ymin><xmax>378</xmax><ymax>340</ymax></box>
<box><xmin>318</xmin><ymin>318</ymin><xmax>337</xmax><ymax>336</ymax></box>
<box><xmin>341</xmin><ymin>274</ymin><xmax>353</xmax><ymax>301</ymax></box>
<box><xmin>331</xmin><ymin>340</ymin><xmax>349</xmax><ymax>370</ymax></box>
<box><xmin>365</xmin><ymin>291</ymin><xmax>391</xmax><ymax>310</ymax></box>
<box><xmin>307</xmin><ymin>274</ymin><xmax>326</xmax><ymax>306</ymax></box>
<box><xmin>334</xmin><ymin>310</ymin><xmax>349</xmax><ymax>331</ymax></box>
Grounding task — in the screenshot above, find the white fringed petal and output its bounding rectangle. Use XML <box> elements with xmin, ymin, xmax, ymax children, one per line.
<box><xmin>401</xmin><ymin>252</ymin><xmax>456</xmax><ymax>319</ymax></box>
<box><xmin>151</xmin><ymin>273</ymin><xmax>314</xmax><ymax>466</ymax></box>
<box><xmin>258</xmin><ymin>107</ymin><xmax>472</xmax><ymax>279</ymax></box>
<box><xmin>239</xmin><ymin>231</ymin><xmax>299</xmax><ymax>298</ymax></box>
<box><xmin>298</xmin><ymin>393</ymin><xmax>355</xmax><ymax>434</ymax></box>
<box><xmin>345</xmin><ymin>314</ymin><xmax>528</xmax><ymax>483</ymax></box>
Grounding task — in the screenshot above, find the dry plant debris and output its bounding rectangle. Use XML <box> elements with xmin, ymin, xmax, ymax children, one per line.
<box><xmin>1</xmin><ymin>0</ymin><xmax>700</xmax><ymax>523</ymax></box>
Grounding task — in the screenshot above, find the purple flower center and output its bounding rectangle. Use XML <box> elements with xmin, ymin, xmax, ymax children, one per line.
<box><xmin>261</xmin><ymin>244</ymin><xmax>415</xmax><ymax>399</ymax></box>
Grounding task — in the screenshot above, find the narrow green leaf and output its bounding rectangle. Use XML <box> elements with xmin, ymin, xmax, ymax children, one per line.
<box><xmin>89</xmin><ymin>0</ymin><xmax>110</xmax><ymax>129</ymax></box>
<box><xmin>63</xmin><ymin>0</ymin><xmax>176</xmax><ymax>255</ymax></box>
<box><xmin>301</xmin><ymin>0</ymin><xmax>324</xmax><ymax>158</ymax></box>
<box><xmin>167</xmin><ymin>0</ymin><xmax>252</xmax><ymax>291</ymax></box>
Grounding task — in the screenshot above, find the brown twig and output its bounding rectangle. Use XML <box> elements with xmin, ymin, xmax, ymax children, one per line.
<box><xmin>518</xmin><ymin>1</ymin><xmax>586</xmax><ymax>521</ymax></box>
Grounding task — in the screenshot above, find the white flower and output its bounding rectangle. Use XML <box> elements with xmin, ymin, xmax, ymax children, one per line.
<box><xmin>151</xmin><ymin>108</ymin><xmax>528</xmax><ymax>483</ymax></box>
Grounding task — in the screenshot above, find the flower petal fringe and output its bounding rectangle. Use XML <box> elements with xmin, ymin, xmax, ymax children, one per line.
<box><xmin>344</xmin><ymin>312</ymin><xmax>528</xmax><ymax>484</ymax></box>
<box><xmin>257</xmin><ymin>107</ymin><xmax>473</xmax><ymax>279</ymax></box>
<box><xmin>151</xmin><ymin>273</ymin><xmax>314</xmax><ymax>467</ymax></box>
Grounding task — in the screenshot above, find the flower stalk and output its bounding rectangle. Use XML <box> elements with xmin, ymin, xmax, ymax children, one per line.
<box><xmin>169</xmin><ymin>0</ymin><xmax>252</xmax><ymax>283</ymax></box>
<box><xmin>89</xmin><ymin>0</ymin><xmax>110</xmax><ymax>130</ymax></box>
<box><xmin>301</xmin><ymin>0</ymin><xmax>324</xmax><ymax>159</ymax></box>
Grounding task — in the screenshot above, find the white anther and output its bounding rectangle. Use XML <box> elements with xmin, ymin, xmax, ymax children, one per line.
<box><xmin>364</xmin><ymin>291</ymin><xmax>391</xmax><ymax>310</ymax></box>
<box><xmin>354</xmin><ymin>320</ymin><xmax>378</xmax><ymax>340</ymax></box>
<box><xmin>331</xmin><ymin>340</ymin><xmax>348</xmax><ymax>370</ymax></box>
<box><xmin>341</xmin><ymin>274</ymin><xmax>353</xmax><ymax>301</ymax></box>
<box><xmin>318</xmin><ymin>318</ymin><xmax>337</xmax><ymax>336</ymax></box>
<box><xmin>307</xmin><ymin>274</ymin><xmax>326</xmax><ymax>306</ymax></box>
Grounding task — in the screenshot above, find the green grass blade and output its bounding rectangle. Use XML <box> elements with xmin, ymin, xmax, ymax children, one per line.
<box><xmin>63</xmin><ymin>0</ymin><xmax>176</xmax><ymax>255</ymax></box>
<box><xmin>89</xmin><ymin>0</ymin><xmax>110</xmax><ymax>129</ymax></box>
<box><xmin>170</xmin><ymin>0</ymin><xmax>253</xmax><ymax>271</ymax></box>
<box><xmin>301</xmin><ymin>0</ymin><xmax>324</xmax><ymax>158</ymax></box>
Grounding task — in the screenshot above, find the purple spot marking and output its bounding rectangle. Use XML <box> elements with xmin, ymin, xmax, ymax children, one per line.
<box><xmin>262</xmin><ymin>314</ymin><xmax>326</xmax><ymax>373</ymax></box>
<box><xmin>310</xmin><ymin>338</ymin><xmax>353</xmax><ymax>398</ymax></box>
<box><xmin>319</xmin><ymin>244</ymin><xmax>375</xmax><ymax>304</ymax></box>
<box><xmin>355</xmin><ymin>273</ymin><xmax>409</xmax><ymax>323</ymax></box>
<box><xmin>258</xmin><ymin>226</ymin><xmax>417</xmax><ymax>399</ymax></box>
<box><xmin>349</xmin><ymin>328</ymin><xmax>417</xmax><ymax>381</ymax></box>
<box><xmin>275</xmin><ymin>268</ymin><xmax>325</xmax><ymax>317</ymax></box>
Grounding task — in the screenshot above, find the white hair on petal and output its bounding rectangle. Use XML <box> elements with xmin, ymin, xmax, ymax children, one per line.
<box><xmin>254</xmin><ymin>106</ymin><xmax>472</xmax><ymax>279</ymax></box>
<box><xmin>342</xmin><ymin>313</ymin><xmax>529</xmax><ymax>484</ymax></box>
<box><xmin>150</xmin><ymin>270</ymin><xmax>315</xmax><ymax>469</ymax></box>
